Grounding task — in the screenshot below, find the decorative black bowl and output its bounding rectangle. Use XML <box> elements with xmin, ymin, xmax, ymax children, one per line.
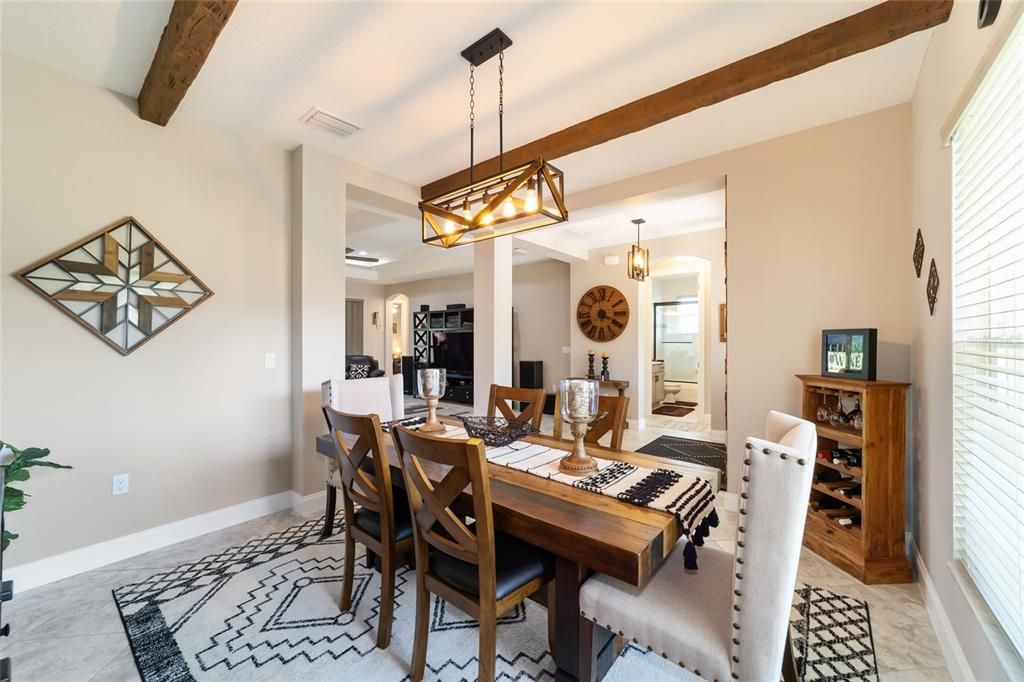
<box><xmin>460</xmin><ymin>416</ymin><xmax>538</xmax><ymax>447</ymax></box>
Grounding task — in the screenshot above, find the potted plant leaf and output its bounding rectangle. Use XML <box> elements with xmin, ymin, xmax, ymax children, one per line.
<box><xmin>1</xmin><ymin>443</ymin><xmax>72</xmax><ymax>551</ymax></box>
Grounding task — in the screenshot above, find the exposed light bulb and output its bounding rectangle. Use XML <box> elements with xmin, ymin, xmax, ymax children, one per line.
<box><xmin>443</xmin><ymin>219</ymin><xmax>455</xmax><ymax>234</ymax></box>
<box><xmin>478</xmin><ymin>191</ymin><xmax>493</xmax><ymax>225</ymax></box>
<box><xmin>524</xmin><ymin>190</ymin><xmax>538</xmax><ymax>213</ymax></box>
<box><xmin>462</xmin><ymin>198</ymin><xmax>473</xmax><ymax>221</ymax></box>
<box><xmin>503</xmin><ymin>197</ymin><xmax>516</xmax><ymax>217</ymax></box>
<box><xmin>634</xmin><ymin>252</ymin><xmax>644</xmax><ymax>266</ymax></box>
<box><xmin>524</xmin><ymin>177</ymin><xmax>539</xmax><ymax>213</ymax></box>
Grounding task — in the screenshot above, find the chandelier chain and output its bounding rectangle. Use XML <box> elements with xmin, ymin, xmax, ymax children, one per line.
<box><xmin>499</xmin><ymin>50</ymin><xmax>504</xmax><ymax>172</ymax></box>
<box><xmin>469</xmin><ymin>63</ymin><xmax>475</xmax><ymax>183</ymax></box>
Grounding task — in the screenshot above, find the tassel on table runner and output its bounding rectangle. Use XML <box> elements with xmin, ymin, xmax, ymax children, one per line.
<box><xmin>585</xmin><ymin>464</ymin><xmax>719</xmax><ymax>570</ymax></box>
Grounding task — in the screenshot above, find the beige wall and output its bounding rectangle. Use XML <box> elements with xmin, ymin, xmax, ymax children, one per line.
<box><xmin>345</xmin><ymin>279</ymin><xmax>388</xmax><ymax>364</ymax></box>
<box><xmin>512</xmin><ymin>260</ymin><xmax>572</xmax><ymax>392</ymax></box>
<box><xmin>909</xmin><ymin>2</ymin><xmax>1023</xmax><ymax>678</ymax></box>
<box><xmin>569</xmin><ymin>244</ymin><xmax>648</xmax><ymax>422</ymax></box>
<box><xmin>385</xmin><ymin>260</ymin><xmax>571</xmax><ymax>392</ymax></box>
<box><xmin>571</xmin><ymin>104</ymin><xmax>914</xmax><ymax>490</ymax></box>
<box><xmin>1</xmin><ymin>56</ymin><xmax>292</xmax><ymax>565</ymax></box>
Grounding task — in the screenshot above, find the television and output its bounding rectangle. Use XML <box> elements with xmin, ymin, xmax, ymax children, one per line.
<box><xmin>432</xmin><ymin>331</ymin><xmax>473</xmax><ymax>374</ymax></box>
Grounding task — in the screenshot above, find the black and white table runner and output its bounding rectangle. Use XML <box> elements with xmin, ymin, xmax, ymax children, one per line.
<box><xmin>438</xmin><ymin>426</ymin><xmax>719</xmax><ymax>569</ymax></box>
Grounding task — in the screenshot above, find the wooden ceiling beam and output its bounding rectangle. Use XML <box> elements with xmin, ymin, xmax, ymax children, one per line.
<box><xmin>137</xmin><ymin>0</ymin><xmax>238</xmax><ymax>126</ymax></box>
<box><xmin>421</xmin><ymin>0</ymin><xmax>952</xmax><ymax>199</ymax></box>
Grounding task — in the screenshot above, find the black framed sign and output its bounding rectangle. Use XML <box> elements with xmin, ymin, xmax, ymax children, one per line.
<box><xmin>821</xmin><ymin>328</ymin><xmax>877</xmax><ymax>380</ymax></box>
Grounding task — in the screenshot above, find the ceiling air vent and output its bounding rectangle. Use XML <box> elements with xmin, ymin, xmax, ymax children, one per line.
<box><xmin>300</xmin><ymin>106</ymin><xmax>362</xmax><ymax>138</ymax></box>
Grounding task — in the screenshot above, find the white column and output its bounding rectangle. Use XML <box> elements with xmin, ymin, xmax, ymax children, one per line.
<box><xmin>291</xmin><ymin>145</ymin><xmax>347</xmax><ymax>499</ymax></box>
<box><xmin>473</xmin><ymin>239</ymin><xmax>513</xmax><ymax>413</ymax></box>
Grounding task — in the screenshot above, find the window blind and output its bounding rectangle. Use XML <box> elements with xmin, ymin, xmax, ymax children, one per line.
<box><xmin>952</xmin><ymin>14</ymin><xmax>1024</xmax><ymax>659</ymax></box>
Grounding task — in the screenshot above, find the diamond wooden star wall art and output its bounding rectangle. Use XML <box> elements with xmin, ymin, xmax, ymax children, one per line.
<box><xmin>16</xmin><ymin>217</ymin><xmax>213</xmax><ymax>355</ymax></box>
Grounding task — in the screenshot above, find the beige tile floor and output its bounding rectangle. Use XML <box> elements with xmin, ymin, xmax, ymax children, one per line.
<box><xmin>0</xmin><ymin>504</ymin><xmax>949</xmax><ymax>681</ymax></box>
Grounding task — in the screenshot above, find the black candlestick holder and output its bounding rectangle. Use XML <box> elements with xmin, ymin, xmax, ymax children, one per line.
<box><xmin>600</xmin><ymin>356</ymin><xmax>610</xmax><ymax>380</ymax></box>
<box><xmin>586</xmin><ymin>352</ymin><xmax>596</xmax><ymax>379</ymax></box>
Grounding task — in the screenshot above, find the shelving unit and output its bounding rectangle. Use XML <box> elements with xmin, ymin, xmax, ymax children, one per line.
<box><xmin>413</xmin><ymin>307</ymin><xmax>475</xmax><ymax>404</ymax></box>
<box><xmin>798</xmin><ymin>374</ymin><xmax>912</xmax><ymax>584</ymax></box>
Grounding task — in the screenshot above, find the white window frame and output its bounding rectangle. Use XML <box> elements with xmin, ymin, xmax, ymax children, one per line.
<box><xmin>950</xmin><ymin>11</ymin><xmax>1024</xmax><ymax>664</ymax></box>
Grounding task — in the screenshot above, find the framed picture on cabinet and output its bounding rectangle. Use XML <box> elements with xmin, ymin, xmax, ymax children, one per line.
<box><xmin>821</xmin><ymin>328</ymin><xmax>877</xmax><ymax>381</ymax></box>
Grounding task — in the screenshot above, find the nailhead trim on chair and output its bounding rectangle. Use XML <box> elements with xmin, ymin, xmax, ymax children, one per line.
<box><xmin>729</xmin><ymin>439</ymin><xmax>810</xmax><ymax>680</ymax></box>
<box><xmin>582</xmin><ymin>437</ymin><xmax>808</xmax><ymax>681</ymax></box>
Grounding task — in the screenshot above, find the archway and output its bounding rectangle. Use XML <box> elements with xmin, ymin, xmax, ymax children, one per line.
<box><xmin>384</xmin><ymin>293</ymin><xmax>411</xmax><ymax>375</ymax></box>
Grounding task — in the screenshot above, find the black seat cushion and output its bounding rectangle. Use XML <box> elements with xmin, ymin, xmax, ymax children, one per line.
<box><xmin>429</xmin><ymin>531</ymin><xmax>553</xmax><ymax>600</ymax></box>
<box><xmin>353</xmin><ymin>488</ymin><xmax>414</xmax><ymax>542</ymax></box>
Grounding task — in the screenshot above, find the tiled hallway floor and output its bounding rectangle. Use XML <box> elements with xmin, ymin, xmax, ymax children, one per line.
<box><xmin>1</xmin><ymin>505</ymin><xmax>949</xmax><ymax>681</ymax></box>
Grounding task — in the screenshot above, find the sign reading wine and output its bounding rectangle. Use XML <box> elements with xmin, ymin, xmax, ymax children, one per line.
<box><xmin>820</xmin><ymin>328</ymin><xmax>877</xmax><ymax>381</ymax></box>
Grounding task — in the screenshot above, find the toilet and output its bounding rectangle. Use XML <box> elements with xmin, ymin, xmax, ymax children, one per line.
<box><xmin>664</xmin><ymin>381</ymin><xmax>698</xmax><ymax>405</ymax></box>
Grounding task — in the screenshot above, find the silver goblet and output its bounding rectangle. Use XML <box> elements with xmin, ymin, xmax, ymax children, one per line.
<box><xmin>417</xmin><ymin>368</ymin><xmax>447</xmax><ymax>433</ymax></box>
<box><xmin>558</xmin><ymin>378</ymin><xmax>600</xmax><ymax>476</ymax></box>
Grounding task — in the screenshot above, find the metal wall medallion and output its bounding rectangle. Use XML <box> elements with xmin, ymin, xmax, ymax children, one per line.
<box><xmin>16</xmin><ymin>216</ymin><xmax>213</xmax><ymax>354</ymax></box>
<box><xmin>927</xmin><ymin>258</ymin><xmax>940</xmax><ymax>316</ymax></box>
<box><xmin>913</xmin><ymin>228</ymin><xmax>925</xmax><ymax>277</ymax></box>
<box><xmin>978</xmin><ymin>0</ymin><xmax>1001</xmax><ymax>29</ymax></box>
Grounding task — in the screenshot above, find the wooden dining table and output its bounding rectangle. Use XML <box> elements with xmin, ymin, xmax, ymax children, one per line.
<box><xmin>315</xmin><ymin>417</ymin><xmax>698</xmax><ymax>681</ymax></box>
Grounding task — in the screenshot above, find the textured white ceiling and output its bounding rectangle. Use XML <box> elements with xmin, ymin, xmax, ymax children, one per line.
<box><xmin>2</xmin><ymin>1</ymin><xmax>932</xmax><ymax>193</ymax></box>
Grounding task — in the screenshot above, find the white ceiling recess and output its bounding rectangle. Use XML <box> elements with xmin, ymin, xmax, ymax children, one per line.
<box><xmin>2</xmin><ymin>1</ymin><xmax>932</xmax><ymax>193</ymax></box>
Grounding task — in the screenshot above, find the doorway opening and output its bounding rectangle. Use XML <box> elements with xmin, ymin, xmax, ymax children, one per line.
<box><xmin>651</xmin><ymin>262</ymin><xmax>709</xmax><ymax>427</ymax></box>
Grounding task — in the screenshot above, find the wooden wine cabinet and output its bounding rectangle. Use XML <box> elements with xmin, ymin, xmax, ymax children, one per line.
<box><xmin>797</xmin><ymin>375</ymin><xmax>913</xmax><ymax>584</ymax></box>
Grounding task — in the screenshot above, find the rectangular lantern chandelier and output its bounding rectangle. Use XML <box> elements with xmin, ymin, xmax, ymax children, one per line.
<box><xmin>627</xmin><ymin>218</ymin><xmax>650</xmax><ymax>281</ymax></box>
<box><xmin>420</xmin><ymin>29</ymin><xmax>568</xmax><ymax>248</ymax></box>
<box><xmin>421</xmin><ymin>159</ymin><xmax>566</xmax><ymax>248</ymax></box>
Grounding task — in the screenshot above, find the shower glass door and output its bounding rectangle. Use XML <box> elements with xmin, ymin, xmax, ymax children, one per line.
<box><xmin>654</xmin><ymin>300</ymin><xmax>698</xmax><ymax>382</ymax></box>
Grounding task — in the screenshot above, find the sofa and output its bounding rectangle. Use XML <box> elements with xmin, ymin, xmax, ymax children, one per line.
<box><xmin>344</xmin><ymin>354</ymin><xmax>385</xmax><ymax>379</ymax></box>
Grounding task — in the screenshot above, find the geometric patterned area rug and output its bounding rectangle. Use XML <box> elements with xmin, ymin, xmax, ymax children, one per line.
<box><xmin>113</xmin><ymin>515</ymin><xmax>877</xmax><ymax>681</ymax></box>
<box><xmin>791</xmin><ymin>586</ymin><xmax>879</xmax><ymax>681</ymax></box>
<box><xmin>636</xmin><ymin>435</ymin><xmax>728</xmax><ymax>489</ymax></box>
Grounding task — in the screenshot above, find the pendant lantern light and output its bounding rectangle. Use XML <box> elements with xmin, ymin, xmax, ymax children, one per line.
<box><xmin>627</xmin><ymin>218</ymin><xmax>650</xmax><ymax>281</ymax></box>
<box><xmin>420</xmin><ymin>29</ymin><xmax>567</xmax><ymax>248</ymax></box>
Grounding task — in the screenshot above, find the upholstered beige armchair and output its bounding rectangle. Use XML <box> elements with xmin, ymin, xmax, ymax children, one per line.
<box><xmin>579</xmin><ymin>410</ymin><xmax>816</xmax><ymax>682</ymax></box>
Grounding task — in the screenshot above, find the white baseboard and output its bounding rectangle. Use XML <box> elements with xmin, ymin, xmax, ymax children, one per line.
<box><xmin>291</xmin><ymin>489</ymin><xmax>327</xmax><ymax>517</ymax></box>
<box><xmin>7</xmin><ymin>490</ymin><xmax>295</xmax><ymax>593</ymax></box>
<box><xmin>911</xmin><ymin>540</ymin><xmax>974</xmax><ymax>681</ymax></box>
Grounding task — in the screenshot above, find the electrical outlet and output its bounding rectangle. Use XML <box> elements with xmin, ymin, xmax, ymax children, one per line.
<box><xmin>112</xmin><ymin>474</ymin><xmax>129</xmax><ymax>496</ymax></box>
<box><xmin>264</xmin><ymin>353</ymin><xmax>276</xmax><ymax>369</ymax></box>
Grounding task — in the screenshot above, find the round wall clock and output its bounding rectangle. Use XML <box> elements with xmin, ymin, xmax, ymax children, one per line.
<box><xmin>576</xmin><ymin>285</ymin><xmax>630</xmax><ymax>342</ymax></box>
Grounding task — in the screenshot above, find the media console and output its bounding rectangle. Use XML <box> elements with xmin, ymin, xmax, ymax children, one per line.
<box><xmin>413</xmin><ymin>306</ymin><xmax>475</xmax><ymax>404</ymax></box>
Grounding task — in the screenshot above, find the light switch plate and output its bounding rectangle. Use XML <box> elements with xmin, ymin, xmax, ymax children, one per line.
<box><xmin>112</xmin><ymin>474</ymin><xmax>129</xmax><ymax>496</ymax></box>
<box><xmin>562</xmin><ymin>346</ymin><xmax>571</xmax><ymax>354</ymax></box>
<box><xmin>265</xmin><ymin>353</ymin><xmax>276</xmax><ymax>369</ymax></box>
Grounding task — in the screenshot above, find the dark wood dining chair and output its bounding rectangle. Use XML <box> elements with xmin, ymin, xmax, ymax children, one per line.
<box><xmin>552</xmin><ymin>393</ymin><xmax>630</xmax><ymax>450</ymax></box>
<box><xmin>392</xmin><ymin>425</ymin><xmax>554</xmax><ymax>682</ymax></box>
<box><xmin>322</xmin><ymin>406</ymin><xmax>414</xmax><ymax>649</ymax></box>
<box><xmin>487</xmin><ymin>384</ymin><xmax>545</xmax><ymax>430</ymax></box>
